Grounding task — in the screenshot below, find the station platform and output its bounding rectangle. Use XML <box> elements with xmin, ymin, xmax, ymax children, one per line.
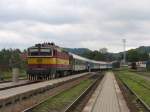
<box><xmin>83</xmin><ymin>72</ymin><xmax>130</xmax><ymax>112</ymax></box>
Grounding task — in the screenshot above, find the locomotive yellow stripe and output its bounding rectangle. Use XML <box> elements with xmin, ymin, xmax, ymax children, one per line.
<box><xmin>57</xmin><ymin>58</ymin><xmax>69</xmax><ymax>65</ymax></box>
<box><xmin>28</xmin><ymin>57</ymin><xmax>69</xmax><ymax>65</ymax></box>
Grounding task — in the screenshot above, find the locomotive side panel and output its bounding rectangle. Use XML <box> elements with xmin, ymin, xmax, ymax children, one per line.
<box><xmin>55</xmin><ymin>50</ymin><xmax>70</xmax><ymax>70</ymax></box>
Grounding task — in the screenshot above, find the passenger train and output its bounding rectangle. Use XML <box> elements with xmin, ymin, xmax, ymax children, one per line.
<box><xmin>27</xmin><ymin>43</ymin><xmax>112</xmax><ymax>80</ymax></box>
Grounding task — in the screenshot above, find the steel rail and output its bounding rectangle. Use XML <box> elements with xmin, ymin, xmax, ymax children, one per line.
<box><xmin>63</xmin><ymin>74</ymin><xmax>103</xmax><ymax>112</ymax></box>
<box><xmin>118</xmin><ymin>76</ymin><xmax>150</xmax><ymax>111</ymax></box>
<box><xmin>22</xmin><ymin>73</ymin><xmax>92</xmax><ymax>112</ymax></box>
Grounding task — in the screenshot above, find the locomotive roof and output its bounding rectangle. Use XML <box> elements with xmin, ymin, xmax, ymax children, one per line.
<box><xmin>69</xmin><ymin>52</ymin><xmax>108</xmax><ymax>65</ymax></box>
<box><xmin>69</xmin><ymin>53</ymin><xmax>90</xmax><ymax>62</ymax></box>
<box><xmin>29</xmin><ymin>43</ymin><xmax>60</xmax><ymax>49</ymax></box>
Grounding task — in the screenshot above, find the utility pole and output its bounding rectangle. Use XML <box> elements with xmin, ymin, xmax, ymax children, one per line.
<box><xmin>122</xmin><ymin>39</ymin><xmax>126</xmax><ymax>65</ymax></box>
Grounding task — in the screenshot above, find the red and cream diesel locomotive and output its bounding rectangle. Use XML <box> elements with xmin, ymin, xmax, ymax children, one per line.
<box><xmin>27</xmin><ymin>43</ymin><xmax>111</xmax><ymax>80</ymax></box>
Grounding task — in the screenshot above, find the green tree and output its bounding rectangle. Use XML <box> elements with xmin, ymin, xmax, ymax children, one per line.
<box><xmin>127</xmin><ymin>49</ymin><xmax>139</xmax><ymax>62</ymax></box>
<box><xmin>0</xmin><ymin>49</ymin><xmax>26</xmax><ymax>71</ymax></box>
<box><xmin>127</xmin><ymin>49</ymin><xmax>149</xmax><ymax>62</ymax></box>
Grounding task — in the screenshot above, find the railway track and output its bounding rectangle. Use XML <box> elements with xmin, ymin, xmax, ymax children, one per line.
<box><xmin>64</xmin><ymin>74</ymin><xmax>103</xmax><ymax>112</ymax></box>
<box><xmin>0</xmin><ymin>72</ymin><xmax>91</xmax><ymax>112</ymax></box>
<box><xmin>22</xmin><ymin>73</ymin><xmax>103</xmax><ymax>112</ymax></box>
<box><xmin>0</xmin><ymin>80</ymin><xmax>40</xmax><ymax>91</ymax></box>
<box><xmin>134</xmin><ymin>71</ymin><xmax>150</xmax><ymax>81</ymax></box>
<box><xmin>0</xmin><ymin>73</ymin><xmax>92</xmax><ymax>91</ymax></box>
<box><xmin>0</xmin><ymin>78</ymin><xmax>26</xmax><ymax>84</ymax></box>
<box><xmin>124</xmin><ymin>76</ymin><xmax>150</xmax><ymax>90</ymax></box>
<box><xmin>118</xmin><ymin>76</ymin><xmax>150</xmax><ymax>112</ymax></box>
<box><xmin>0</xmin><ymin>80</ymin><xmax>12</xmax><ymax>84</ymax></box>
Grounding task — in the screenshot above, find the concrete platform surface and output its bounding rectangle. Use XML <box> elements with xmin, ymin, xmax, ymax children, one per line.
<box><xmin>0</xmin><ymin>72</ymin><xmax>88</xmax><ymax>100</ymax></box>
<box><xmin>83</xmin><ymin>72</ymin><xmax>130</xmax><ymax>112</ymax></box>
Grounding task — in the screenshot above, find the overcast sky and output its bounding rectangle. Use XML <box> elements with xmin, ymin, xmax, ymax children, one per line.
<box><xmin>0</xmin><ymin>0</ymin><xmax>150</xmax><ymax>53</ymax></box>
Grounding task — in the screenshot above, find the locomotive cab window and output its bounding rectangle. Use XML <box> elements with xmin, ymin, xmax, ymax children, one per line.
<box><xmin>28</xmin><ymin>49</ymin><xmax>39</xmax><ymax>56</ymax></box>
<box><xmin>28</xmin><ymin>48</ymin><xmax>53</xmax><ymax>56</ymax></box>
<box><xmin>40</xmin><ymin>48</ymin><xmax>53</xmax><ymax>56</ymax></box>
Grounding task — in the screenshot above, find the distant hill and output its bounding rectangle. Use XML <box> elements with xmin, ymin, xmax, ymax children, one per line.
<box><xmin>64</xmin><ymin>46</ymin><xmax>150</xmax><ymax>62</ymax></box>
<box><xmin>118</xmin><ymin>46</ymin><xmax>150</xmax><ymax>55</ymax></box>
<box><xmin>115</xmin><ymin>46</ymin><xmax>150</xmax><ymax>61</ymax></box>
<box><xmin>64</xmin><ymin>48</ymin><xmax>116</xmax><ymax>61</ymax></box>
<box><xmin>64</xmin><ymin>48</ymin><xmax>92</xmax><ymax>55</ymax></box>
<box><xmin>135</xmin><ymin>46</ymin><xmax>150</xmax><ymax>54</ymax></box>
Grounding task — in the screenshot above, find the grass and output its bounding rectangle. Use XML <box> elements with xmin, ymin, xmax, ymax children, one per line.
<box><xmin>32</xmin><ymin>79</ymin><xmax>93</xmax><ymax>112</ymax></box>
<box><xmin>135</xmin><ymin>71</ymin><xmax>150</xmax><ymax>78</ymax></box>
<box><xmin>0</xmin><ymin>70</ymin><xmax>26</xmax><ymax>81</ymax></box>
<box><xmin>114</xmin><ymin>69</ymin><xmax>150</xmax><ymax>107</ymax></box>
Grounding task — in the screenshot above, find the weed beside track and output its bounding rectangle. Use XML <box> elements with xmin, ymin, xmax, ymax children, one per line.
<box><xmin>31</xmin><ymin>79</ymin><xmax>93</xmax><ymax>112</ymax></box>
<box><xmin>115</xmin><ymin>70</ymin><xmax>150</xmax><ymax>111</ymax></box>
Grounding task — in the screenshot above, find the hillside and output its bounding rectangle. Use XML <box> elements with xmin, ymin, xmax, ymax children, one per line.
<box><xmin>135</xmin><ymin>46</ymin><xmax>150</xmax><ymax>53</ymax></box>
<box><xmin>65</xmin><ymin>46</ymin><xmax>150</xmax><ymax>62</ymax></box>
<box><xmin>64</xmin><ymin>48</ymin><xmax>92</xmax><ymax>55</ymax></box>
<box><xmin>64</xmin><ymin>48</ymin><xmax>116</xmax><ymax>61</ymax></box>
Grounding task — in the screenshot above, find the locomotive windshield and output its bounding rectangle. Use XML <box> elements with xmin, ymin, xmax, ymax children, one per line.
<box><xmin>28</xmin><ymin>48</ymin><xmax>53</xmax><ymax>56</ymax></box>
<box><xmin>40</xmin><ymin>48</ymin><xmax>52</xmax><ymax>56</ymax></box>
<box><xmin>29</xmin><ymin>48</ymin><xmax>39</xmax><ymax>56</ymax></box>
